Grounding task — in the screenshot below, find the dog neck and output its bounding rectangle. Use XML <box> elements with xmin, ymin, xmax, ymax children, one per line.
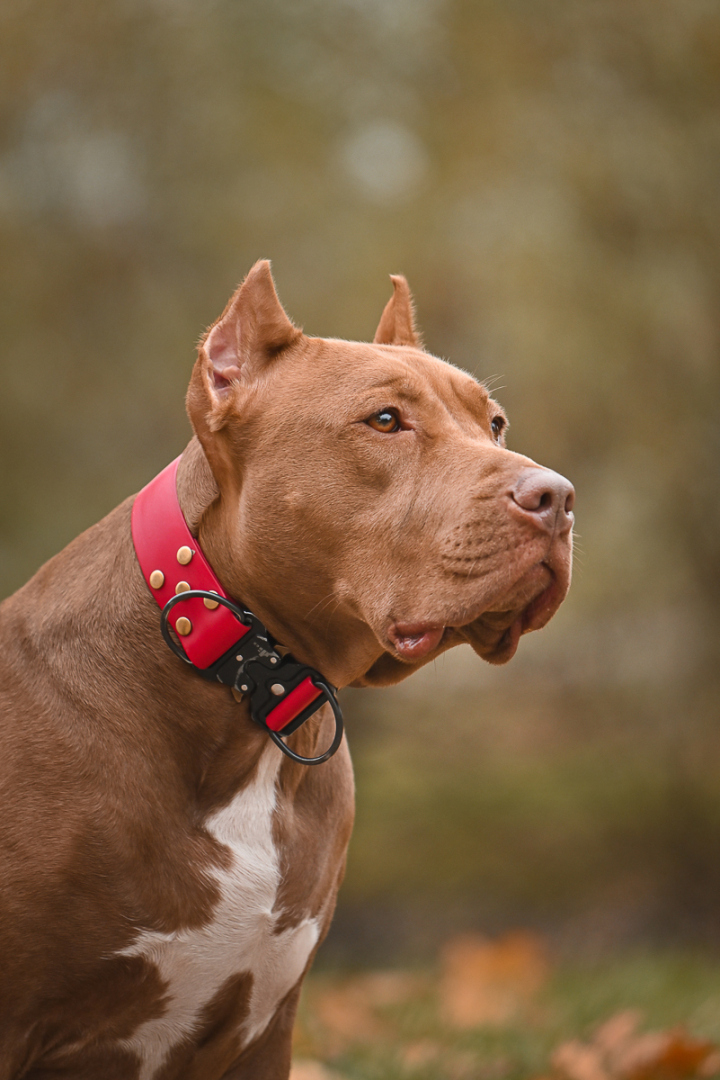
<box><xmin>172</xmin><ymin>438</ymin><xmax>387</xmax><ymax>689</ymax></box>
<box><xmin>176</xmin><ymin>436</ymin><xmax>220</xmax><ymax>537</ymax></box>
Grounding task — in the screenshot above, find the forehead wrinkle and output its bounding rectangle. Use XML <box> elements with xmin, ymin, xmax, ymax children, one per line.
<box><xmin>324</xmin><ymin>346</ymin><xmax>498</xmax><ymax>426</ymax></box>
<box><xmin>361</xmin><ymin>372</ymin><xmax>420</xmax><ymax>395</ymax></box>
<box><xmin>347</xmin><ymin>375</ymin><xmax>426</xmax><ymax>413</ymax></box>
<box><xmin>454</xmin><ymin>375</ymin><xmax>493</xmax><ymax>422</ymax></box>
<box><xmin>354</xmin><ymin>362</ymin><xmax>497</xmax><ymax>432</ymax></box>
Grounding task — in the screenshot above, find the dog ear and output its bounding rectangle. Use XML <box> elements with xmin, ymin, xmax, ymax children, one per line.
<box><xmin>187</xmin><ymin>262</ymin><xmax>301</xmax><ymax>482</ymax></box>
<box><xmin>373</xmin><ymin>275</ymin><xmax>421</xmax><ymax>347</ymax></box>
<box><xmin>188</xmin><ymin>260</ymin><xmax>301</xmax><ymax>435</ymax></box>
<box><xmin>201</xmin><ymin>260</ymin><xmax>300</xmax><ymax>394</ymax></box>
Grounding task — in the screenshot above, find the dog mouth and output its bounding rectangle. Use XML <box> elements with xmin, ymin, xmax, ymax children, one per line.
<box><xmin>385</xmin><ymin>562</ymin><xmax>563</xmax><ymax>666</ymax></box>
<box><xmin>387</xmin><ymin>623</ymin><xmax>446</xmax><ymax>661</ymax></box>
<box><xmin>457</xmin><ymin>564</ymin><xmax>562</xmax><ymax>664</ymax></box>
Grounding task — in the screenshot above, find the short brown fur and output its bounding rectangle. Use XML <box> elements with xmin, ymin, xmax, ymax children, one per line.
<box><xmin>0</xmin><ymin>262</ymin><xmax>573</xmax><ymax>1078</ymax></box>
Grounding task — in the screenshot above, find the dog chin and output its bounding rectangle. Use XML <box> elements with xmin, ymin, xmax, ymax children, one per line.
<box><xmin>460</xmin><ymin>566</ymin><xmax>564</xmax><ymax>664</ymax></box>
<box><xmin>355</xmin><ymin>565</ymin><xmax>564</xmax><ymax>687</ymax></box>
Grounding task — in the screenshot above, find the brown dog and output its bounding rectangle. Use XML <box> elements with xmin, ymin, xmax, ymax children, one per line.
<box><xmin>0</xmin><ymin>262</ymin><xmax>573</xmax><ymax>1079</ymax></box>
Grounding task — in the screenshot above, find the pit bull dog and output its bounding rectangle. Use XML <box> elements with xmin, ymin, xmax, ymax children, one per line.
<box><xmin>0</xmin><ymin>262</ymin><xmax>574</xmax><ymax>1079</ymax></box>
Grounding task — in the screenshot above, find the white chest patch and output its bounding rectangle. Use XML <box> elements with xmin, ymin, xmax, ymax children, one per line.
<box><xmin>118</xmin><ymin>747</ymin><xmax>320</xmax><ymax>1080</ymax></box>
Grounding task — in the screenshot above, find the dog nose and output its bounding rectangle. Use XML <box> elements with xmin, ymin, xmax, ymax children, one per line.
<box><xmin>511</xmin><ymin>468</ymin><xmax>575</xmax><ymax>533</ymax></box>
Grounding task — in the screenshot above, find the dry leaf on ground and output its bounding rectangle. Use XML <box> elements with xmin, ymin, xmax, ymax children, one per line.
<box><xmin>311</xmin><ymin>970</ymin><xmax>427</xmax><ymax>1052</ymax></box>
<box><xmin>552</xmin><ymin>1038</ymin><xmax>612</xmax><ymax>1080</ymax></box>
<box><xmin>550</xmin><ymin>1011</ymin><xmax>720</xmax><ymax>1080</ymax></box>
<box><xmin>439</xmin><ymin>930</ymin><xmax>550</xmax><ymax>1028</ymax></box>
<box><xmin>402</xmin><ymin>1039</ymin><xmax>443</xmax><ymax>1068</ymax></box>
<box><xmin>401</xmin><ymin>1041</ymin><xmax>510</xmax><ymax>1080</ymax></box>
<box><xmin>290</xmin><ymin>1060</ymin><xmax>347</xmax><ymax>1080</ymax></box>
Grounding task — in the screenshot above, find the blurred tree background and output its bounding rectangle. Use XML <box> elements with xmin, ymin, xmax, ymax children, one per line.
<box><xmin>1</xmin><ymin>0</ymin><xmax>719</xmax><ymax>964</ymax></box>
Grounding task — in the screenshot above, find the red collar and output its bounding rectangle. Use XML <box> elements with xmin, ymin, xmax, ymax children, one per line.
<box><xmin>132</xmin><ymin>458</ymin><xmax>247</xmax><ymax>667</ymax></box>
<box><xmin>131</xmin><ymin>458</ymin><xmax>343</xmax><ymax>764</ymax></box>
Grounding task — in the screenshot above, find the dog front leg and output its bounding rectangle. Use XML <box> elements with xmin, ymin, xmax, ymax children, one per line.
<box><xmin>220</xmin><ymin>983</ymin><xmax>302</xmax><ymax>1080</ymax></box>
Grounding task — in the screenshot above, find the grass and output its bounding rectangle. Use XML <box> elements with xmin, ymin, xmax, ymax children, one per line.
<box><xmin>294</xmin><ymin>949</ymin><xmax>720</xmax><ymax>1079</ymax></box>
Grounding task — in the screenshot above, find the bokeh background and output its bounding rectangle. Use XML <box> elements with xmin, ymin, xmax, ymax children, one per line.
<box><xmin>1</xmin><ymin>0</ymin><xmax>719</xmax><ymax>968</ymax></box>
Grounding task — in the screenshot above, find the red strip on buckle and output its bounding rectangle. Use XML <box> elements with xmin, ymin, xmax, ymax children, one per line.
<box><xmin>265</xmin><ymin>677</ymin><xmax>323</xmax><ymax>732</ymax></box>
<box><xmin>131</xmin><ymin>458</ymin><xmax>249</xmax><ymax>669</ymax></box>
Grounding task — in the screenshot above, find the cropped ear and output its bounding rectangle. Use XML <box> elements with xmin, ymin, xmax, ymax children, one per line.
<box><xmin>186</xmin><ymin>261</ymin><xmax>301</xmax><ymax>479</ymax></box>
<box><xmin>202</xmin><ymin>260</ymin><xmax>300</xmax><ymax>394</ymax></box>
<box><xmin>373</xmin><ymin>274</ymin><xmax>421</xmax><ymax>347</ymax></box>
<box><xmin>188</xmin><ymin>260</ymin><xmax>301</xmax><ymax>432</ymax></box>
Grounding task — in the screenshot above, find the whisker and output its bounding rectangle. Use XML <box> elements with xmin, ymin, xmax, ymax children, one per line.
<box><xmin>481</xmin><ymin>373</ymin><xmax>505</xmax><ymax>392</ymax></box>
<box><xmin>305</xmin><ymin>592</ymin><xmax>337</xmax><ymax>619</ymax></box>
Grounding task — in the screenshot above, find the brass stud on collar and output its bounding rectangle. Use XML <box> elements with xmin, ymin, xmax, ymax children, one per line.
<box><xmin>270</xmin><ymin>683</ymin><xmax>285</xmax><ymax>696</ymax></box>
<box><xmin>204</xmin><ymin>591</ymin><xmax>220</xmax><ymax>610</ymax></box>
<box><xmin>176</xmin><ymin>616</ymin><xmax>192</xmax><ymax>636</ymax></box>
<box><xmin>149</xmin><ymin>570</ymin><xmax>164</xmax><ymax>589</ymax></box>
<box><xmin>177</xmin><ymin>546</ymin><xmax>193</xmax><ymax>565</ymax></box>
<box><xmin>175</xmin><ymin>581</ymin><xmax>190</xmax><ymax>594</ymax></box>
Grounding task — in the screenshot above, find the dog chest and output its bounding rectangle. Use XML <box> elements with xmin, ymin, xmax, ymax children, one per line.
<box><xmin>118</xmin><ymin>747</ymin><xmax>320</xmax><ymax>1080</ymax></box>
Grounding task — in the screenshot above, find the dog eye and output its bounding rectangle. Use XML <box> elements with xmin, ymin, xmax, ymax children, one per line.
<box><xmin>491</xmin><ymin>416</ymin><xmax>506</xmax><ymax>441</ymax></box>
<box><xmin>366</xmin><ymin>409</ymin><xmax>401</xmax><ymax>433</ymax></box>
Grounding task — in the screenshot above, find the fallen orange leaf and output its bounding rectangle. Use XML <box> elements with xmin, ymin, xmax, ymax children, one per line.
<box><xmin>313</xmin><ymin>986</ymin><xmax>385</xmax><ymax>1045</ymax></box>
<box><xmin>310</xmin><ymin>970</ymin><xmax>426</xmax><ymax>1052</ymax></box>
<box><xmin>290</xmin><ymin>1061</ymin><xmax>347</xmax><ymax>1080</ymax></box>
<box><xmin>401</xmin><ymin>1040</ymin><xmax>442</xmax><ymax>1068</ymax></box>
<box><xmin>552</xmin><ymin>1038</ymin><xmax>610</xmax><ymax>1080</ymax></box>
<box><xmin>700</xmin><ymin>1051</ymin><xmax>720</xmax><ymax>1077</ymax></box>
<box><xmin>628</xmin><ymin>1031</ymin><xmax>718</xmax><ymax>1080</ymax></box>
<box><xmin>550</xmin><ymin>1013</ymin><xmax>720</xmax><ymax>1080</ymax></box>
<box><xmin>439</xmin><ymin>930</ymin><xmax>550</xmax><ymax>1028</ymax></box>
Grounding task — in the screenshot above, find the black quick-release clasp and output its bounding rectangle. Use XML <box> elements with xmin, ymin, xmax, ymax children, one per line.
<box><xmin>160</xmin><ymin>590</ymin><xmax>344</xmax><ymax>765</ymax></box>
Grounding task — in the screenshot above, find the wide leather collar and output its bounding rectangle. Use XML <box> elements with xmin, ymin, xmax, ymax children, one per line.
<box><xmin>131</xmin><ymin>458</ymin><xmax>343</xmax><ymax>764</ymax></box>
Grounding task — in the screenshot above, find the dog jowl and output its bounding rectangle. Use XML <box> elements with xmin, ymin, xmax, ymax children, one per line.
<box><xmin>0</xmin><ymin>262</ymin><xmax>573</xmax><ymax>1079</ymax></box>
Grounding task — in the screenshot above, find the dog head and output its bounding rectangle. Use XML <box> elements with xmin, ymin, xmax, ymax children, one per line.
<box><xmin>186</xmin><ymin>261</ymin><xmax>573</xmax><ymax>688</ymax></box>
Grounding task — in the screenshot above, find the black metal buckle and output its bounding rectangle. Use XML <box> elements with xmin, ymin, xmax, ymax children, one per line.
<box><xmin>160</xmin><ymin>590</ymin><xmax>344</xmax><ymax>766</ymax></box>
